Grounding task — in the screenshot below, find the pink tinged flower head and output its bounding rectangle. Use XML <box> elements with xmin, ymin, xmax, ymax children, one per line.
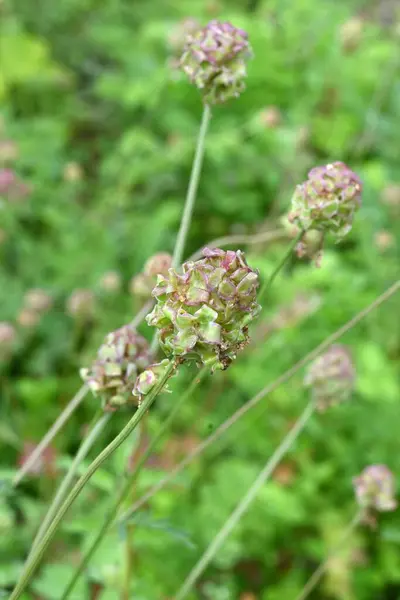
<box><xmin>179</xmin><ymin>20</ymin><xmax>252</xmax><ymax>104</ymax></box>
<box><xmin>353</xmin><ymin>465</ymin><xmax>397</xmax><ymax>512</ymax></box>
<box><xmin>304</xmin><ymin>345</ymin><xmax>355</xmax><ymax>410</ymax></box>
<box><xmin>80</xmin><ymin>324</ymin><xmax>153</xmax><ymax>410</ymax></box>
<box><xmin>289</xmin><ymin>162</ymin><xmax>362</xmax><ymax>241</ymax></box>
<box><xmin>146</xmin><ymin>247</ymin><xmax>260</xmax><ymax>371</ymax></box>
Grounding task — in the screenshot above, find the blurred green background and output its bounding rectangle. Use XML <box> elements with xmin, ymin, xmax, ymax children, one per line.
<box><xmin>1</xmin><ymin>0</ymin><xmax>400</xmax><ymax>598</ymax></box>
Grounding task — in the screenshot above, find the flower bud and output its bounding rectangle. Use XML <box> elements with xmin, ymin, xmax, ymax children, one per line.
<box><xmin>146</xmin><ymin>247</ymin><xmax>260</xmax><ymax>371</ymax></box>
<box><xmin>180</xmin><ymin>20</ymin><xmax>252</xmax><ymax>104</ymax></box>
<box><xmin>132</xmin><ymin>359</ymin><xmax>175</xmax><ymax>398</ymax></box>
<box><xmin>81</xmin><ymin>324</ymin><xmax>153</xmax><ymax>410</ymax></box>
<box><xmin>304</xmin><ymin>345</ymin><xmax>355</xmax><ymax>410</ymax></box>
<box><xmin>289</xmin><ymin>162</ymin><xmax>362</xmax><ymax>241</ymax></box>
<box><xmin>353</xmin><ymin>465</ymin><xmax>397</xmax><ymax>512</ymax></box>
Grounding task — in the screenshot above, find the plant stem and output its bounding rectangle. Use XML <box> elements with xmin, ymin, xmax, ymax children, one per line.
<box><xmin>188</xmin><ymin>228</ymin><xmax>288</xmax><ymax>262</ymax></box>
<box><xmin>61</xmin><ymin>365</ymin><xmax>209</xmax><ymax>600</ymax></box>
<box><xmin>29</xmin><ymin>412</ymin><xmax>110</xmax><ymax>555</ymax></box>
<box><xmin>12</xmin><ymin>385</ymin><xmax>89</xmax><ymax>487</ymax></box>
<box><xmin>295</xmin><ymin>508</ymin><xmax>365</xmax><ymax>600</ymax></box>
<box><xmin>258</xmin><ymin>230</ymin><xmax>303</xmax><ymax>301</ymax></box>
<box><xmin>12</xmin><ymin>304</ymin><xmax>151</xmax><ymax>490</ymax></box>
<box><xmin>10</xmin><ymin>360</ymin><xmax>176</xmax><ymax>600</ymax></box>
<box><xmin>120</xmin><ymin>279</ymin><xmax>400</xmax><ymax>522</ymax></box>
<box><xmin>175</xmin><ymin>401</ymin><xmax>316</xmax><ymax>600</ymax></box>
<box><xmin>172</xmin><ymin>104</ymin><xmax>211</xmax><ymax>269</ymax></box>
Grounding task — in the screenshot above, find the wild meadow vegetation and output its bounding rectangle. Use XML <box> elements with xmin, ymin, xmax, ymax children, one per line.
<box><xmin>1</xmin><ymin>0</ymin><xmax>400</xmax><ymax>598</ymax></box>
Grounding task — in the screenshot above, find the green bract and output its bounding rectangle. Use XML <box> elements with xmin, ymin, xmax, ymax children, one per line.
<box><xmin>132</xmin><ymin>359</ymin><xmax>175</xmax><ymax>399</ymax></box>
<box><xmin>80</xmin><ymin>324</ymin><xmax>153</xmax><ymax>410</ymax></box>
<box><xmin>146</xmin><ymin>247</ymin><xmax>260</xmax><ymax>371</ymax></box>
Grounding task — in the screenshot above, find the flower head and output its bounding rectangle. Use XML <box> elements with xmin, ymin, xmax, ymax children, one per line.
<box><xmin>130</xmin><ymin>253</ymin><xmax>172</xmax><ymax>300</ymax></box>
<box><xmin>289</xmin><ymin>162</ymin><xmax>362</xmax><ymax>241</ymax></box>
<box><xmin>146</xmin><ymin>247</ymin><xmax>260</xmax><ymax>371</ymax></box>
<box><xmin>180</xmin><ymin>20</ymin><xmax>252</xmax><ymax>104</ymax></box>
<box><xmin>24</xmin><ymin>289</ymin><xmax>53</xmax><ymax>313</ymax></box>
<box><xmin>81</xmin><ymin>324</ymin><xmax>153</xmax><ymax>410</ymax></box>
<box><xmin>304</xmin><ymin>345</ymin><xmax>355</xmax><ymax>410</ymax></box>
<box><xmin>353</xmin><ymin>465</ymin><xmax>397</xmax><ymax>512</ymax></box>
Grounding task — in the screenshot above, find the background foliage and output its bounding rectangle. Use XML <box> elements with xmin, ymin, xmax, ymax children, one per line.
<box><xmin>1</xmin><ymin>0</ymin><xmax>400</xmax><ymax>598</ymax></box>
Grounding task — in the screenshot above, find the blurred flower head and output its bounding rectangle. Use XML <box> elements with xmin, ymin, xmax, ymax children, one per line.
<box><xmin>99</xmin><ymin>270</ymin><xmax>122</xmax><ymax>293</ymax></box>
<box><xmin>17</xmin><ymin>309</ymin><xmax>41</xmax><ymax>329</ymax></box>
<box><xmin>63</xmin><ymin>162</ymin><xmax>83</xmax><ymax>182</ymax></box>
<box><xmin>340</xmin><ymin>18</ymin><xmax>364</xmax><ymax>52</ymax></box>
<box><xmin>304</xmin><ymin>345</ymin><xmax>355</xmax><ymax>410</ymax></box>
<box><xmin>353</xmin><ymin>465</ymin><xmax>397</xmax><ymax>512</ymax></box>
<box><xmin>259</xmin><ymin>106</ymin><xmax>281</xmax><ymax>129</ymax></box>
<box><xmin>0</xmin><ymin>139</ymin><xmax>18</xmax><ymax>163</ymax></box>
<box><xmin>147</xmin><ymin>247</ymin><xmax>260</xmax><ymax>371</ymax></box>
<box><xmin>180</xmin><ymin>20</ymin><xmax>252</xmax><ymax>104</ymax></box>
<box><xmin>0</xmin><ymin>321</ymin><xmax>16</xmax><ymax>346</ymax></box>
<box><xmin>289</xmin><ymin>162</ymin><xmax>362</xmax><ymax>241</ymax></box>
<box><xmin>67</xmin><ymin>289</ymin><xmax>95</xmax><ymax>319</ymax></box>
<box><xmin>0</xmin><ymin>168</ymin><xmax>30</xmax><ymax>201</ymax></box>
<box><xmin>24</xmin><ymin>288</ymin><xmax>53</xmax><ymax>313</ymax></box>
<box><xmin>81</xmin><ymin>324</ymin><xmax>153</xmax><ymax>410</ymax></box>
<box><xmin>130</xmin><ymin>253</ymin><xmax>172</xmax><ymax>300</ymax></box>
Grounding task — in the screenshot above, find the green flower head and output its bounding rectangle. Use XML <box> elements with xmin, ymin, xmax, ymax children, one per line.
<box><xmin>146</xmin><ymin>248</ymin><xmax>260</xmax><ymax>371</ymax></box>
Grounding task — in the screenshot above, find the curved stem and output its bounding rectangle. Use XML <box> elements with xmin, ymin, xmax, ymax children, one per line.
<box><xmin>258</xmin><ymin>231</ymin><xmax>303</xmax><ymax>302</ymax></box>
<box><xmin>12</xmin><ymin>385</ymin><xmax>89</xmax><ymax>488</ymax></box>
<box><xmin>188</xmin><ymin>228</ymin><xmax>287</xmax><ymax>262</ymax></box>
<box><xmin>295</xmin><ymin>508</ymin><xmax>365</xmax><ymax>600</ymax></box>
<box><xmin>29</xmin><ymin>412</ymin><xmax>110</xmax><ymax>555</ymax></box>
<box><xmin>172</xmin><ymin>104</ymin><xmax>211</xmax><ymax>268</ymax></box>
<box><xmin>10</xmin><ymin>360</ymin><xmax>176</xmax><ymax>600</ymax></box>
<box><xmin>61</xmin><ymin>365</ymin><xmax>209</xmax><ymax>600</ymax></box>
<box><xmin>175</xmin><ymin>401</ymin><xmax>316</xmax><ymax>600</ymax></box>
<box><xmin>120</xmin><ymin>280</ymin><xmax>400</xmax><ymax>523</ymax></box>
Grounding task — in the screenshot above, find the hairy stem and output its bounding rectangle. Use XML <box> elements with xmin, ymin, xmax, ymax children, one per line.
<box><xmin>172</xmin><ymin>104</ymin><xmax>211</xmax><ymax>268</ymax></box>
<box><xmin>61</xmin><ymin>365</ymin><xmax>209</xmax><ymax>600</ymax></box>
<box><xmin>119</xmin><ymin>279</ymin><xmax>400</xmax><ymax>522</ymax></box>
<box><xmin>29</xmin><ymin>412</ymin><xmax>110</xmax><ymax>555</ymax></box>
<box><xmin>175</xmin><ymin>401</ymin><xmax>316</xmax><ymax>600</ymax></box>
<box><xmin>10</xmin><ymin>360</ymin><xmax>176</xmax><ymax>600</ymax></box>
<box><xmin>295</xmin><ymin>508</ymin><xmax>365</xmax><ymax>600</ymax></box>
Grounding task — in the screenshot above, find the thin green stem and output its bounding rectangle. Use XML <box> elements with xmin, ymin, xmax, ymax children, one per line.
<box><xmin>295</xmin><ymin>508</ymin><xmax>365</xmax><ymax>600</ymax></box>
<box><xmin>61</xmin><ymin>365</ymin><xmax>209</xmax><ymax>600</ymax></box>
<box><xmin>175</xmin><ymin>401</ymin><xmax>316</xmax><ymax>600</ymax></box>
<box><xmin>258</xmin><ymin>231</ymin><xmax>303</xmax><ymax>302</ymax></box>
<box><xmin>120</xmin><ymin>279</ymin><xmax>400</xmax><ymax>523</ymax></box>
<box><xmin>29</xmin><ymin>412</ymin><xmax>110</xmax><ymax>555</ymax></box>
<box><xmin>172</xmin><ymin>104</ymin><xmax>211</xmax><ymax>269</ymax></box>
<box><xmin>12</xmin><ymin>385</ymin><xmax>89</xmax><ymax>488</ymax></box>
<box><xmin>13</xmin><ymin>303</ymin><xmax>151</xmax><ymax>490</ymax></box>
<box><xmin>10</xmin><ymin>360</ymin><xmax>176</xmax><ymax>600</ymax></box>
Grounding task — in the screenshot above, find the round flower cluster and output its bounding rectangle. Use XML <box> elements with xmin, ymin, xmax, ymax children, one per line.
<box><xmin>180</xmin><ymin>20</ymin><xmax>252</xmax><ymax>104</ymax></box>
<box><xmin>304</xmin><ymin>345</ymin><xmax>355</xmax><ymax>410</ymax></box>
<box><xmin>289</xmin><ymin>162</ymin><xmax>362</xmax><ymax>241</ymax></box>
<box><xmin>81</xmin><ymin>324</ymin><xmax>153</xmax><ymax>410</ymax></box>
<box><xmin>146</xmin><ymin>247</ymin><xmax>260</xmax><ymax>371</ymax></box>
<box><xmin>353</xmin><ymin>465</ymin><xmax>397</xmax><ymax>513</ymax></box>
